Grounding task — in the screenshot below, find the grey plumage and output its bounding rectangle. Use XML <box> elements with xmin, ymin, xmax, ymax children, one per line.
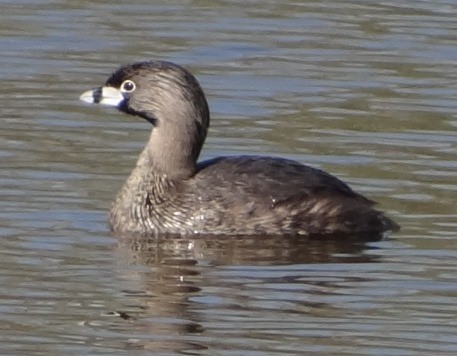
<box><xmin>80</xmin><ymin>61</ymin><xmax>399</xmax><ymax>238</ymax></box>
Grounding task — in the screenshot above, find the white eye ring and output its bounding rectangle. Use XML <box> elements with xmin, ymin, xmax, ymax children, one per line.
<box><xmin>120</xmin><ymin>80</ymin><xmax>136</xmax><ymax>93</ymax></box>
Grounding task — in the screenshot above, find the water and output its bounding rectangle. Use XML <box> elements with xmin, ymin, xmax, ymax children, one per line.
<box><xmin>1</xmin><ymin>0</ymin><xmax>457</xmax><ymax>354</ymax></box>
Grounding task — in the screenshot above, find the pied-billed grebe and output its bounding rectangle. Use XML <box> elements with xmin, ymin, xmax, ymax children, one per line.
<box><xmin>80</xmin><ymin>61</ymin><xmax>399</xmax><ymax>237</ymax></box>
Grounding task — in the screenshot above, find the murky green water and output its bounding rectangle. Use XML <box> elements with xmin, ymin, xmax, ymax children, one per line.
<box><xmin>1</xmin><ymin>0</ymin><xmax>456</xmax><ymax>354</ymax></box>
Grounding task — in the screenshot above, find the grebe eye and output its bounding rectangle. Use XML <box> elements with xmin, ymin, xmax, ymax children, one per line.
<box><xmin>121</xmin><ymin>80</ymin><xmax>136</xmax><ymax>92</ymax></box>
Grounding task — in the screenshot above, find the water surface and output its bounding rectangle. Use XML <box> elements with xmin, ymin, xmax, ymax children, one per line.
<box><xmin>1</xmin><ymin>0</ymin><xmax>457</xmax><ymax>354</ymax></box>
